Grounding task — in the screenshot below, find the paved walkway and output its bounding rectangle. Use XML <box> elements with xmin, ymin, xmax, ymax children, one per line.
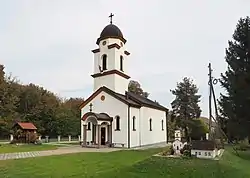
<box><xmin>0</xmin><ymin>142</ymin><xmax>169</xmax><ymax>161</ymax></box>
<box><xmin>132</xmin><ymin>142</ymin><xmax>170</xmax><ymax>150</ymax></box>
<box><xmin>0</xmin><ymin>146</ymin><xmax>120</xmax><ymax>161</ymax></box>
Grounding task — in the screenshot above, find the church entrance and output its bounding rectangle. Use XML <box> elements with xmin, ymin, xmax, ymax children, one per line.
<box><xmin>82</xmin><ymin>112</ymin><xmax>113</xmax><ymax>148</ymax></box>
<box><xmin>101</xmin><ymin>127</ymin><xmax>106</xmax><ymax>145</ymax></box>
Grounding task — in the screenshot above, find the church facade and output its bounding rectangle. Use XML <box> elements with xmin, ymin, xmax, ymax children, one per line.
<box><xmin>80</xmin><ymin>17</ymin><xmax>168</xmax><ymax>148</ymax></box>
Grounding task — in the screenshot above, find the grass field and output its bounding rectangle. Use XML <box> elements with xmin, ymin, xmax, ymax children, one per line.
<box><xmin>0</xmin><ymin>144</ymin><xmax>58</xmax><ymax>153</ymax></box>
<box><xmin>0</xmin><ymin>146</ymin><xmax>250</xmax><ymax>178</ymax></box>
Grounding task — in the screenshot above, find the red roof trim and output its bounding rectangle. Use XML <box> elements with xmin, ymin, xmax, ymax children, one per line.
<box><xmin>16</xmin><ymin>122</ymin><xmax>37</xmax><ymax>130</ymax></box>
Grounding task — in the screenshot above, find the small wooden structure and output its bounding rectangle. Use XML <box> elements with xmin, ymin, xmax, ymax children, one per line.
<box><xmin>12</xmin><ymin>122</ymin><xmax>38</xmax><ymax>143</ymax></box>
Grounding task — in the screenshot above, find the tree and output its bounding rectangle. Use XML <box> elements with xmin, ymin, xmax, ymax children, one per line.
<box><xmin>167</xmin><ymin>110</ymin><xmax>177</xmax><ymax>141</ymax></box>
<box><xmin>128</xmin><ymin>80</ymin><xmax>149</xmax><ymax>98</ymax></box>
<box><xmin>0</xmin><ymin>63</ymin><xmax>84</xmax><ymax>139</ymax></box>
<box><xmin>170</xmin><ymin>77</ymin><xmax>201</xmax><ymax>141</ymax></box>
<box><xmin>189</xmin><ymin>119</ymin><xmax>209</xmax><ymax>140</ymax></box>
<box><xmin>0</xmin><ymin>65</ymin><xmax>20</xmax><ymax>137</ymax></box>
<box><xmin>61</xmin><ymin>97</ymin><xmax>84</xmax><ymax>136</ymax></box>
<box><xmin>219</xmin><ymin>16</ymin><xmax>250</xmax><ymax>141</ymax></box>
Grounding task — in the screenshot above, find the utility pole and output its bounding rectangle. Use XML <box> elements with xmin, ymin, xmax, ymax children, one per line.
<box><xmin>208</xmin><ymin>63</ymin><xmax>225</xmax><ymax>144</ymax></box>
<box><xmin>208</xmin><ymin>63</ymin><xmax>220</xmax><ymax>140</ymax></box>
<box><xmin>208</xmin><ymin>63</ymin><xmax>213</xmax><ymax>139</ymax></box>
<box><xmin>208</xmin><ymin>63</ymin><xmax>237</xmax><ymax>150</ymax></box>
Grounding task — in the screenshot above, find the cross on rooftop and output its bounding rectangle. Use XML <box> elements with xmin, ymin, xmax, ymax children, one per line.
<box><xmin>109</xmin><ymin>13</ymin><xmax>114</xmax><ymax>24</ymax></box>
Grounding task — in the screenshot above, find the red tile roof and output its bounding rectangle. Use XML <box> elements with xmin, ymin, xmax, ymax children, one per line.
<box><xmin>17</xmin><ymin>122</ymin><xmax>37</xmax><ymax>130</ymax></box>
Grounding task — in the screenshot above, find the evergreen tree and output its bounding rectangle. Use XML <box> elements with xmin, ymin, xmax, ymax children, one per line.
<box><xmin>171</xmin><ymin>77</ymin><xmax>201</xmax><ymax>141</ymax></box>
<box><xmin>219</xmin><ymin>16</ymin><xmax>250</xmax><ymax>141</ymax></box>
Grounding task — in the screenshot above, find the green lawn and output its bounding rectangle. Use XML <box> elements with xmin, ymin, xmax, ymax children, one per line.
<box><xmin>0</xmin><ymin>147</ymin><xmax>250</xmax><ymax>178</ymax></box>
<box><xmin>0</xmin><ymin>144</ymin><xmax>58</xmax><ymax>153</ymax></box>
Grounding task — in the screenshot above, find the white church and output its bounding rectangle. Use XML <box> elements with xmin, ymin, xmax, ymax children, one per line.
<box><xmin>80</xmin><ymin>14</ymin><xmax>169</xmax><ymax>148</ymax></box>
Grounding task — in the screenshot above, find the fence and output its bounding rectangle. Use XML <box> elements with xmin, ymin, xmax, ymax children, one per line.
<box><xmin>0</xmin><ymin>135</ymin><xmax>81</xmax><ymax>143</ymax></box>
<box><xmin>40</xmin><ymin>135</ymin><xmax>81</xmax><ymax>143</ymax></box>
<box><xmin>0</xmin><ymin>135</ymin><xmax>10</xmax><ymax>143</ymax></box>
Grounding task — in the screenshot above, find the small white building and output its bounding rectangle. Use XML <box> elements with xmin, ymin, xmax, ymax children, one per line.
<box><xmin>172</xmin><ymin>130</ymin><xmax>187</xmax><ymax>154</ymax></box>
<box><xmin>79</xmin><ymin>15</ymin><xmax>169</xmax><ymax>148</ymax></box>
<box><xmin>191</xmin><ymin>140</ymin><xmax>220</xmax><ymax>159</ymax></box>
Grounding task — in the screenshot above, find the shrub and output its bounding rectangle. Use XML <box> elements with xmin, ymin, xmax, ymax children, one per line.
<box><xmin>161</xmin><ymin>146</ymin><xmax>174</xmax><ymax>156</ymax></box>
<box><xmin>181</xmin><ymin>150</ymin><xmax>191</xmax><ymax>159</ymax></box>
<box><xmin>180</xmin><ymin>144</ymin><xmax>191</xmax><ymax>154</ymax></box>
<box><xmin>161</xmin><ymin>151</ymin><xmax>168</xmax><ymax>156</ymax></box>
<box><xmin>169</xmin><ymin>145</ymin><xmax>175</xmax><ymax>155</ymax></box>
<box><xmin>183</xmin><ymin>150</ymin><xmax>191</xmax><ymax>157</ymax></box>
<box><xmin>235</xmin><ymin>143</ymin><xmax>250</xmax><ymax>151</ymax></box>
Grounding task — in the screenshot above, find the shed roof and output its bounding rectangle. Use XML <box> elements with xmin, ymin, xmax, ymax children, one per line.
<box><xmin>15</xmin><ymin>122</ymin><xmax>37</xmax><ymax>130</ymax></box>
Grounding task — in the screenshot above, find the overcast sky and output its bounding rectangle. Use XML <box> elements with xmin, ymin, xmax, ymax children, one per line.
<box><xmin>0</xmin><ymin>0</ymin><xmax>249</xmax><ymax>117</ymax></box>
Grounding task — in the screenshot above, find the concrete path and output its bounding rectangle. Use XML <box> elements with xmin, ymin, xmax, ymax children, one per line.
<box><xmin>132</xmin><ymin>142</ymin><xmax>170</xmax><ymax>150</ymax></box>
<box><xmin>0</xmin><ymin>146</ymin><xmax>120</xmax><ymax>161</ymax></box>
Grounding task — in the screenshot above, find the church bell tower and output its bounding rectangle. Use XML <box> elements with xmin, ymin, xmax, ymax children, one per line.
<box><xmin>91</xmin><ymin>13</ymin><xmax>131</xmax><ymax>95</ymax></box>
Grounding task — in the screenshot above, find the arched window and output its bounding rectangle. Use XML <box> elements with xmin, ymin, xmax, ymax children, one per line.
<box><xmin>120</xmin><ymin>55</ymin><xmax>123</xmax><ymax>71</ymax></box>
<box><xmin>149</xmin><ymin>118</ymin><xmax>152</xmax><ymax>131</ymax></box>
<box><xmin>161</xmin><ymin>120</ymin><xmax>164</xmax><ymax>131</ymax></box>
<box><xmin>132</xmin><ymin>116</ymin><xmax>136</xmax><ymax>131</ymax></box>
<box><xmin>87</xmin><ymin>122</ymin><xmax>91</xmax><ymax>130</ymax></box>
<box><xmin>102</xmin><ymin>54</ymin><xmax>107</xmax><ymax>70</ymax></box>
<box><xmin>115</xmin><ymin>116</ymin><xmax>120</xmax><ymax>131</ymax></box>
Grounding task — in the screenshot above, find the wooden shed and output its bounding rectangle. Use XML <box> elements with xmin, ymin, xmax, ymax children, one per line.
<box><xmin>12</xmin><ymin>122</ymin><xmax>38</xmax><ymax>143</ymax></box>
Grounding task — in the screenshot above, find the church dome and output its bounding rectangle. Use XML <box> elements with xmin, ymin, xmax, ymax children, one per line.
<box><xmin>96</xmin><ymin>24</ymin><xmax>126</xmax><ymax>45</ymax></box>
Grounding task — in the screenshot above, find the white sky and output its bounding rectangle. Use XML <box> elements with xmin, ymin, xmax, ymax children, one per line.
<box><xmin>1</xmin><ymin>0</ymin><xmax>249</xmax><ymax>117</ymax></box>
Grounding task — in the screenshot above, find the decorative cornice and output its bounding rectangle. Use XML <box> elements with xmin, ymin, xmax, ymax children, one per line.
<box><xmin>124</xmin><ymin>51</ymin><xmax>130</xmax><ymax>55</ymax></box>
<box><xmin>91</xmin><ymin>69</ymin><xmax>130</xmax><ymax>79</ymax></box>
<box><xmin>108</xmin><ymin>43</ymin><xmax>120</xmax><ymax>49</ymax></box>
<box><xmin>92</xmin><ymin>48</ymin><xmax>100</xmax><ymax>53</ymax></box>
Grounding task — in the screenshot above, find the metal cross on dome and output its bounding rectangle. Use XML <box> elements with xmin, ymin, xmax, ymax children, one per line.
<box><xmin>109</xmin><ymin>13</ymin><xmax>114</xmax><ymax>24</ymax></box>
<box><xmin>89</xmin><ymin>103</ymin><xmax>93</xmax><ymax>112</ymax></box>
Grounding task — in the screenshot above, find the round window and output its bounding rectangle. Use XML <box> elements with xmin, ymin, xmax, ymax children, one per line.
<box><xmin>101</xmin><ymin>95</ymin><xmax>105</xmax><ymax>101</ymax></box>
